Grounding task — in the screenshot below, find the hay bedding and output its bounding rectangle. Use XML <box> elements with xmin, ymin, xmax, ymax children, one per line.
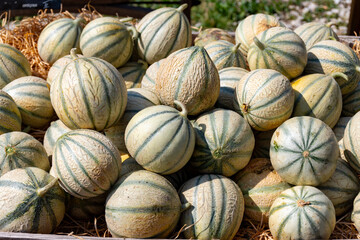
<box><xmin>1</xmin><ymin>5</ymin><xmax>360</xmax><ymax>239</ymax></box>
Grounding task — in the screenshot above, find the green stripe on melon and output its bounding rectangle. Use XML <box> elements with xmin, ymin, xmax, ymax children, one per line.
<box><xmin>0</xmin><ymin>90</ymin><xmax>21</xmax><ymax>134</ymax></box>
<box><xmin>118</xmin><ymin>60</ymin><xmax>148</xmax><ymax>89</ymax></box>
<box><xmin>141</xmin><ymin>59</ymin><xmax>164</xmax><ymax>92</ymax></box>
<box><xmin>195</xmin><ymin>28</ymin><xmax>235</xmax><ymax>47</ymax></box>
<box><xmin>43</xmin><ymin>120</ymin><xmax>72</xmax><ymax>157</ymax></box>
<box><xmin>333</xmin><ymin>116</ymin><xmax>351</xmax><ymax>142</ymax></box>
<box><xmin>342</xmin><ymin>81</ymin><xmax>360</xmax><ymax>116</ymax></box>
<box><xmin>351</xmin><ymin>192</ymin><xmax>360</xmax><ymax>232</ymax></box>
<box><xmin>343</xmin><ymin>111</ymin><xmax>360</xmax><ymax>173</ymax></box>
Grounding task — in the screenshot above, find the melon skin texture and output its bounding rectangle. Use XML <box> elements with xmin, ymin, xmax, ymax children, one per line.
<box><xmin>179</xmin><ymin>174</ymin><xmax>244</xmax><ymax>240</ymax></box>
<box><xmin>247</xmin><ymin>27</ymin><xmax>307</xmax><ymax>80</ymax></box>
<box><xmin>352</xmin><ymin>192</ymin><xmax>360</xmax><ymax>232</ymax></box>
<box><xmin>0</xmin><ymin>90</ymin><xmax>21</xmax><ymax>134</ymax></box>
<box><xmin>118</xmin><ymin>60</ymin><xmax>148</xmax><ymax>89</ymax></box>
<box><xmin>333</xmin><ymin>117</ymin><xmax>352</xmax><ymax>161</ymax></box>
<box><xmin>291</xmin><ymin>73</ymin><xmax>342</xmax><ymax>128</ymax></box>
<box><xmin>0</xmin><ymin>167</ymin><xmax>66</xmax><ymax>234</ymax></box>
<box><xmin>304</xmin><ymin>40</ymin><xmax>360</xmax><ymax>95</ymax></box>
<box><xmin>270</xmin><ymin>116</ymin><xmax>338</xmax><ymax>186</ymax></box>
<box><xmin>52</xmin><ymin>129</ymin><xmax>122</xmax><ymax>199</ymax></box>
<box><xmin>50</xmin><ymin>50</ymin><xmax>127</xmax><ymax>131</ymax></box>
<box><xmin>342</xmin><ymin>81</ymin><xmax>360</xmax><ymax>116</ymax></box>
<box><xmin>156</xmin><ymin>46</ymin><xmax>220</xmax><ymax>116</ymax></box>
<box><xmin>38</xmin><ymin>18</ymin><xmax>84</xmax><ymax>65</ymax></box>
<box><xmin>0</xmin><ymin>43</ymin><xmax>31</xmax><ymax>89</ymax></box>
<box><xmin>234</xmin><ymin>158</ymin><xmax>291</xmax><ymax>223</ymax></box>
<box><xmin>47</xmin><ymin>54</ymin><xmax>83</xmax><ymax>84</ymax></box>
<box><xmin>269</xmin><ymin>186</ymin><xmax>336</xmax><ymax>240</ymax></box>
<box><xmin>105</xmin><ymin>170</ymin><xmax>181</xmax><ymax>238</ymax></box>
<box><xmin>125</xmin><ymin>102</ymin><xmax>195</xmax><ymax>175</ymax></box>
<box><xmin>43</xmin><ymin>120</ymin><xmax>72</xmax><ymax>157</ymax></box>
<box><xmin>141</xmin><ymin>59</ymin><xmax>164</xmax><ymax>92</ymax></box>
<box><xmin>3</xmin><ymin>76</ymin><xmax>54</xmax><ymax>129</ymax></box>
<box><xmin>234</xmin><ymin>69</ymin><xmax>295</xmax><ymax>131</ymax></box>
<box><xmin>191</xmin><ymin>108</ymin><xmax>255</xmax><ymax>177</ymax></box>
<box><xmin>0</xmin><ymin>131</ymin><xmax>50</xmax><ymax>177</ymax></box>
<box><xmin>136</xmin><ymin>4</ymin><xmax>192</xmax><ymax>64</ymax></box>
<box><xmin>343</xmin><ymin>111</ymin><xmax>360</xmax><ymax>173</ymax></box>
<box><xmin>195</xmin><ymin>28</ymin><xmax>235</xmax><ymax>47</ymax></box>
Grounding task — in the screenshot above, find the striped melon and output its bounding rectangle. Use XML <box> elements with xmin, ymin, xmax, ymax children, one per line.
<box><xmin>304</xmin><ymin>40</ymin><xmax>360</xmax><ymax>95</ymax></box>
<box><xmin>333</xmin><ymin>117</ymin><xmax>351</xmax><ymax>142</ymax></box>
<box><xmin>125</xmin><ymin>101</ymin><xmax>195</xmax><ymax>175</ymax></box>
<box><xmin>3</xmin><ymin>76</ymin><xmax>54</xmax><ymax>128</ymax></box>
<box><xmin>52</xmin><ymin>129</ymin><xmax>122</xmax><ymax>199</ymax></box>
<box><xmin>247</xmin><ymin>27</ymin><xmax>307</xmax><ymax>79</ymax></box>
<box><xmin>0</xmin><ymin>90</ymin><xmax>21</xmax><ymax>134</ymax></box>
<box><xmin>291</xmin><ymin>73</ymin><xmax>342</xmax><ymax>128</ymax></box>
<box><xmin>234</xmin><ymin>69</ymin><xmax>295</xmax><ymax>131</ymax></box>
<box><xmin>0</xmin><ymin>167</ymin><xmax>65</xmax><ymax>233</ymax></box>
<box><xmin>233</xmin><ymin>158</ymin><xmax>291</xmax><ymax>223</ymax></box>
<box><xmin>352</xmin><ymin>192</ymin><xmax>360</xmax><ymax>232</ymax></box>
<box><xmin>67</xmin><ymin>193</ymin><xmax>106</xmax><ymax>220</ymax></box>
<box><xmin>318</xmin><ymin>158</ymin><xmax>360</xmax><ymax>217</ymax></box>
<box><xmin>270</xmin><ymin>116</ymin><xmax>338</xmax><ymax>186</ymax></box>
<box><xmin>194</xmin><ymin>28</ymin><xmax>235</xmax><ymax>47</ymax></box>
<box><xmin>216</xmin><ymin>67</ymin><xmax>249</xmax><ymax>110</ymax></box>
<box><xmin>38</xmin><ymin>18</ymin><xmax>84</xmax><ymax>65</ymax></box>
<box><xmin>179</xmin><ymin>174</ymin><xmax>244</xmax><ymax>240</ymax></box>
<box><xmin>46</xmin><ymin>54</ymin><xmax>83</xmax><ymax>84</ymax></box>
<box><xmin>118</xmin><ymin>60</ymin><xmax>148</xmax><ymax>89</ymax></box>
<box><xmin>269</xmin><ymin>186</ymin><xmax>336</xmax><ymax>240</ymax></box>
<box><xmin>43</xmin><ymin>120</ymin><xmax>72</xmax><ymax>157</ymax></box>
<box><xmin>156</xmin><ymin>46</ymin><xmax>220</xmax><ymax>115</ymax></box>
<box><xmin>104</xmin><ymin>88</ymin><xmax>160</xmax><ymax>154</ymax></box>
<box><xmin>141</xmin><ymin>58</ymin><xmax>164</xmax><ymax>92</ymax></box>
<box><xmin>0</xmin><ymin>43</ymin><xmax>31</xmax><ymax>89</ymax></box>
<box><xmin>343</xmin><ymin>111</ymin><xmax>360</xmax><ymax>173</ymax></box>
<box><xmin>204</xmin><ymin>40</ymin><xmax>247</xmax><ymax>70</ymax></box>
<box><xmin>342</xmin><ymin>81</ymin><xmax>360</xmax><ymax>116</ymax></box>
<box><xmin>294</xmin><ymin>22</ymin><xmax>339</xmax><ymax>50</ymax></box>
<box><xmin>105</xmin><ymin>170</ymin><xmax>181</xmax><ymax>238</ymax></box>
<box><xmin>252</xmin><ymin>129</ymin><xmax>275</xmax><ymax>159</ymax></box>
<box><xmin>0</xmin><ymin>132</ymin><xmax>49</xmax><ymax>176</ymax></box>
<box><xmin>80</xmin><ymin>17</ymin><xmax>138</xmax><ymax>68</ymax></box>
<box><xmin>119</xmin><ymin>157</ymin><xmax>143</xmax><ymax>177</ymax></box>
<box><xmin>136</xmin><ymin>4</ymin><xmax>192</xmax><ymax>64</ymax></box>
<box><xmin>235</xmin><ymin>14</ymin><xmax>282</xmax><ymax>56</ymax></box>
<box><xmin>190</xmin><ymin>108</ymin><xmax>255</xmax><ymax>177</ymax></box>
<box><xmin>50</xmin><ymin>49</ymin><xmax>127</xmax><ymax>131</ymax></box>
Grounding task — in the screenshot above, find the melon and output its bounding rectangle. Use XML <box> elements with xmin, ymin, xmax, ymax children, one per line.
<box><xmin>0</xmin><ymin>90</ymin><xmax>21</xmax><ymax>134</ymax></box>
<box><xmin>343</xmin><ymin>111</ymin><xmax>360</xmax><ymax>173</ymax></box>
<box><xmin>270</xmin><ymin>116</ymin><xmax>338</xmax><ymax>186</ymax></box>
<box><xmin>342</xmin><ymin>81</ymin><xmax>360</xmax><ymax>116</ymax></box>
<box><xmin>43</xmin><ymin>120</ymin><xmax>72</xmax><ymax>157</ymax></box>
<box><xmin>66</xmin><ymin>193</ymin><xmax>106</xmax><ymax>220</ymax></box>
<box><xmin>252</xmin><ymin>129</ymin><xmax>275</xmax><ymax>159</ymax></box>
<box><xmin>269</xmin><ymin>186</ymin><xmax>336</xmax><ymax>240</ymax></box>
<box><xmin>118</xmin><ymin>60</ymin><xmax>148</xmax><ymax>89</ymax></box>
<box><xmin>190</xmin><ymin>108</ymin><xmax>255</xmax><ymax>177</ymax></box>
<box><xmin>333</xmin><ymin>117</ymin><xmax>351</xmax><ymax>142</ymax></box>
<box><xmin>141</xmin><ymin>58</ymin><xmax>164</xmax><ymax>92</ymax></box>
<box><xmin>0</xmin><ymin>167</ymin><xmax>65</xmax><ymax>233</ymax></box>
<box><xmin>136</xmin><ymin>4</ymin><xmax>192</xmax><ymax>64</ymax></box>
<box><xmin>156</xmin><ymin>46</ymin><xmax>220</xmax><ymax>115</ymax></box>
<box><xmin>194</xmin><ymin>27</ymin><xmax>235</xmax><ymax>47</ymax></box>
<box><xmin>352</xmin><ymin>192</ymin><xmax>360</xmax><ymax>232</ymax></box>
<box><xmin>0</xmin><ymin>43</ymin><xmax>31</xmax><ymax>89</ymax></box>
<box><xmin>234</xmin><ymin>69</ymin><xmax>294</xmax><ymax>131</ymax></box>
<box><xmin>47</xmin><ymin>54</ymin><xmax>82</xmax><ymax>84</ymax></box>
<box><xmin>3</xmin><ymin>76</ymin><xmax>54</xmax><ymax>128</ymax></box>
<box><xmin>105</xmin><ymin>170</ymin><xmax>181</xmax><ymax>238</ymax></box>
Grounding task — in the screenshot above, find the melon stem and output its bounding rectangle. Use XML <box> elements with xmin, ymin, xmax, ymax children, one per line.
<box><xmin>70</xmin><ymin>48</ymin><xmax>79</xmax><ymax>60</ymax></box>
<box><xmin>73</xmin><ymin>18</ymin><xmax>86</xmax><ymax>25</ymax></box>
<box><xmin>137</xmin><ymin>59</ymin><xmax>149</xmax><ymax>69</ymax></box>
<box><xmin>177</xmin><ymin>3</ymin><xmax>188</xmax><ymax>12</ymax></box>
<box><xmin>181</xmin><ymin>203</ymin><xmax>191</xmax><ymax>212</ymax></box>
<box><xmin>297</xmin><ymin>199</ymin><xmax>311</xmax><ymax>207</ymax></box>
<box><xmin>174</xmin><ymin>100</ymin><xmax>188</xmax><ymax>118</ymax></box>
<box><xmin>331</xmin><ymin>72</ymin><xmax>348</xmax><ymax>81</ymax></box>
<box><xmin>326</xmin><ymin>22</ymin><xmax>336</xmax><ymax>28</ymax></box>
<box><xmin>232</xmin><ymin>43</ymin><xmax>241</xmax><ymax>52</ymax></box>
<box><xmin>127</xmin><ymin>26</ymin><xmax>139</xmax><ymax>41</ymax></box>
<box><xmin>253</xmin><ymin>37</ymin><xmax>265</xmax><ymax>50</ymax></box>
<box><xmin>356</xmin><ymin>66</ymin><xmax>360</xmax><ymax>73</ymax></box>
<box><xmin>119</xmin><ymin>17</ymin><xmax>133</xmax><ymax>23</ymax></box>
<box><xmin>37</xmin><ymin>177</ymin><xmax>58</xmax><ymax>197</ymax></box>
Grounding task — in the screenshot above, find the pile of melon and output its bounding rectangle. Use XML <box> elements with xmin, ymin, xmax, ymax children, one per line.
<box><xmin>1</xmin><ymin>4</ymin><xmax>360</xmax><ymax>239</ymax></box>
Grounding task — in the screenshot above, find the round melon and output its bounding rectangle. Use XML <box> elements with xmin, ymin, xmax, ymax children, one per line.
<box><xmin>50</xmin><ymin>49</ymin><xmax>127</xmax><ymax>131</ymax></box>
<box><xmin>342</xmin><ymin>81</ymin><xmax>360</xmax><ymax>116</ymax></box>
<box><xmin>252</xmin><ymin>129</ymin><xmax>275</xmax><ymax>159</ymax></box>
<box><xmin>269</xmin><ymin>186</ymin><xmax>336</xmax><ymax>240</ymax></box>
<box><xmin>0</xmin><ymin>167</ymin><xmax>66</xmax><ymax>233</ymax></box>
<box><xmin>318</xmin><ymin>158</ymin><xmax>360</xmax><ymax>217</ymax></box>
<box><xmin>0</xmin><ymin>90</ymin><xmax>21</xmax><ymax>134</ymax></box>
<box><xmin>80</xmin><ymin>17</ymin><xmax>137</xmax><ymax>68</ymax></box>
<box><xmin>156</xmin><ymin>46</ymin><xmax>220</xmax><ymax>116</ymax></box>
<box><xmin>234</xmin><ymin>158</ymin><xmax>291</xmax><ymax>223</ymax></box>
<box><xmin>136</xmin><ymin>4</ymin><xmax>192</xmax><ymax>64</ymax></box>
<box><xmin>105</xmin><ymin>170</ymin><xmax>181</xmax><ymax>238</ymax></box>
<box><xmin>179</xmin><ymin>174</ymin><xmax>244</xmax><ymax>240</ymax></box>
<box><xmin>38</xmin><ymin>18</ymin><xmax>84</xmax><ymax>65</ymax></box>
<box><xmin>104</xmin><ymin>88</ymin><xmax>160</xmax><ymax>154</ymax></box>
<box><xmin>3</xmin><ymin>76</ymin><xmax>54</xmax><ymax>128</ymax></box>
<box><xmin>141</xmin><ymin>58</ymin><xmax>164</xmax><ymax>92</ymax></box>
<box><xmin>66</xmin><ymin>193</ymin><xmax>106</xmax><ymax>220</ymax></box>
<box><xmin>247</xmin><ymin>27</ymin><xmax>307</xmax><ymax>79</ymax></box>
<box><xmin>216</xmin><ymin>67</ymin><xmax>249</xmax><ymax>110</ymax></box>
<box><xmin>234</xmin><ymin>69</ymin><xmax>295</xmax><ymax>131</ymax></box>
<box><xmin>235</xmin><ymin>13</ymin><xmax>282</xmax><ymax>56</ymax></box>
<box><xmin>43</xmin><ymin>120</ymin><xmax>72</xmax><ymax>157</ymax></box>
<box><xmin>333</xmin><ymin>117</ymin><xmax>351</xmax><ymax>142</ymax></box>
<box><xmin>190</xmin><ymin>108</ymin><xmax>255</xmax><ymax>177</ymax></box>
<box><xmin>204</xmin><ymin>40</ymin><xmax>247</xmax><ymax>70</ymax></box>
<box><xmin>118</xmin><ymin>60</ymin><xmax>148</xmax><ymax>89</ymax></box>
<box><xmin>294</xmin><ymin>22</ymin><xmax>339</xmax><ymax>50</ymax></box>
<box><xmin>46</xmin><ymin>54</ymin><xmax>83</xmax><ymax>84</ymax></box>
<box><xmin>194</xmin><ymin>27</ymin><xmax>235</xmax><ymax>47</ymax></box>
<box><xmin>52</xmin><ymin>129</ymin><xmax>122</xmax><ymax>199</ymax></box>
<box><xmin>352</xmin><ymin>192</ymin><xmax>360</xmax><ymax>232</ymax></box>
<box><xmin>343</xmin><ymin>111</ymin><xmax>360</xmax><ymax>173</ymax></box>
<box><xmin>0</xmin><ymin>43</ymin><xmax>31</xmax><ymax>89</ymax></box>
<box><xmin>0</xmin><ymin>131</ymin><xmax>49</xmax><ymax>176</ymax></box>
<box><xmin>304</xmin><ymin>40</ymin><xmax>360</xmax><ymax>95</ymax></box>
<box><xmin>270</xmin><ymin>116</ymin><xmax>338</xmax><ymax>186</ymax></box>
<box><xmin>125</xmin><ymin>101</ymin><xmax>195</xmax><ymax>175</ymax></box>
<box><xmin>119</xmin><ymin>157</ymin><xmax>143</xmax><ymax>177</ymax></box>
<box><xmin>291</xmin><ymin>73</ymin><xmax>342</xmax><ymax>128</ymax></box>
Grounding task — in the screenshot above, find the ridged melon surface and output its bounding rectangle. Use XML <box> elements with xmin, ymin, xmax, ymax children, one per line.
<box><xmin>118</xmin><ymin>60</ymin><xmax>148</xmax><ymax>89</ymax></box>
<box><xmin>342</xmin><ymin>81</ymin><xmax>360</xmax><ymax>116</ymax></box>
<box><xmin>141</xmin><ymin>59</ymin><xmax>164</xmax><ymax>92</ymax></box>
<box><xmin>352</xmin><ymin>192</ymin><xmax>360</xmax><ymax>232</ymax></box>
<box><xmin>47</xmin><ymin>54</ymin><xmax>83</xmax><ymax>84</ymax></box>
<box><xmin>194</xmin><ymin>28</ymin><xmax>235</xmax><ymax>47</ymax></box>
<box><xmin>43</xmin><ymin>120</ymin><xmax>72</xmax><ymax>157</ymax></box>
<box><xmin>343</xmin><ymin>111</ymin><xmax>360</xmax><ymax>173</ymax></box>
<box><xmin>0</xmin><ymin>90</ymin><xmax>21</xmax><ymax>134</ymax></box>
